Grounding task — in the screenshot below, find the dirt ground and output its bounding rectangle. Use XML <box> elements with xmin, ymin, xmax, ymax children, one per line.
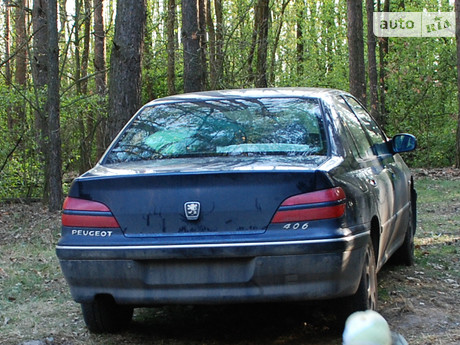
<box><xmin>0</xmin><ymin>169</ymin><xmax>459</xmax><ymax>345</ymax></box>
<box><xmin>378</xmin><ymin>168</ymin><xmax>460</xmax><ymax>345</ymax></box>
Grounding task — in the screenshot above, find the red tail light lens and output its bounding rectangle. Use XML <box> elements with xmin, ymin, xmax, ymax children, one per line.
<box><xmin>62</xmin><ymin>197</ymin><xmax>120</xmax><ymax>228</ymax></box>
<box><xmin>271</xmin><ymin>187</ymin><xmax>346</xmax><ymax>223</ymax></box>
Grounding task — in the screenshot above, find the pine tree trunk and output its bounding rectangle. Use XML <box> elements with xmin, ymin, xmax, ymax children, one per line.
<box><xmin>167</xmin><ymin>0</ymin><xmax>176</xmax><ymax>95</ymax></box>
<box><xmin>366</xmin><ymin>0</ymin><xmax>380</xmax><ymax>124</ymax></box>
<box><xmin>32</xmin><ymin>0</ymin><xmax>50</xmax><ymax>203</ymax></box>
<box><xmin>47</xmin><ymin>0</ymin><xmax>63</xmax><ymax>211</ymax></box>
<box><xmin>182</xmin><ymin>0</ymin><xmax>206</xmax><ymax>93</ymax></box>
<box><xmin>296</xmin><ymin>0</ymin><xmax>304</xmax><ymax>77</ymax></box>
<box><xmin>347</xmin><ymin>0</ymin><xmax>366</xmax><ymax>105</ymax></box>
<box><xmin>269</xmin><ymin>0</ymin><xmax>289</xmax><ymax>85</ymax></box>
<box><xmin>81</xmin><ymin>0</ymin><xmax>91</xmax><ymax>94</ymax></box>
<box><xmin>75</xmin><ymin>0</ymin><xmax>93</xmax><ymax>173</ymax></box>
<box><xmin>206</xmin><ymin>0</ymin><xmax>217</xmax><ymax>89</ymax></box>
<box><xmin>198</xmin><ymin>0</ymin><xmax>207</xmax><ymax>88</ymax></box>
<box><xmin>255</xmin><ymin>0</ymin><xmax>269</xmax><ymax>88</ymax></box>
<box><xmin>214</xmin><ymin>0</ymin><xmax>224</xmax><ymax>88</ymax></box>
<box><xmin>93</xmin><ymin>0</ymin><xmax>108</xmax><ymax>157</ymax></box>
<box><xmin>94</xmin><ymin>0</ymin><xmax>106</xmax><ymax>96</ymax></box>
<box><xmin>4</xmin><ymin>0</ymin><xmax>13</xmax><ymax>129</ymax></box>
<box><xmin>4</xmin><ymin>1</ymin><xmax>11</xmax><ymax>86</ymax></box>
<box><xmin>378</xmin><ymin>0</ymin><xmax>389</xmax><ymax>119</ymax></box>
<box><xmin>14</xmin><ymin>0</ymin><xmax>27</xmax><ymax>89</ymax></box>
<box><xmin>107</xmin><ymin>0</ymin><xmax>146</xmax><ymax>141</ymax></box>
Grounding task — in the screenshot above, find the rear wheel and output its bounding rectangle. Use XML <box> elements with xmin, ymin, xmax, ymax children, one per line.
<box><xmin>340</xmin><ymin>238</ymin><xmax>378</xmax><ymax>321</ymax></box>
<box><xmin>81</xmin><ymin>295</ymin><xmax>133</xmax><ymax>333</ymax></box>
<box><xmin>391</xmin><ymin>201</ymin><xmax>415</xmax><ymax>266</ymax></box>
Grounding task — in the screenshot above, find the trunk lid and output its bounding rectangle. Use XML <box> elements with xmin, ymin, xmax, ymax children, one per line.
<box><xmin>69</xmin><ymin>156</ymin><xmax>332</xmax><ymax>237</ymax></box>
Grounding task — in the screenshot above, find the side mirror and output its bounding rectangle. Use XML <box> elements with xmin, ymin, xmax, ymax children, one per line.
<box><xmin>392</xmin><ymin>133</ymin><xmax>417</xmax><ymax>153</ymax></box>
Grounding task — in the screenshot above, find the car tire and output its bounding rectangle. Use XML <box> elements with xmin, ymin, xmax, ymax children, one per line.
<box><xmin>391</xmin><ymin>201</ymin><xmax>415</xmax><ymax>266</ymax></box>
<box><xmin>81</xmin><ymin>295</ymin><xmax>134</xmax><ymax>333</ymax></box>
<box><xmin>339</xmin><ymin>238</ymin><xmax>378</xmax><ymax>322</ymax></box>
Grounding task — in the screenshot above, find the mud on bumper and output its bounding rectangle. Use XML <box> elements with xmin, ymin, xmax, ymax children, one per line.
<box><xmin>57</xmin><ymin>232</ymin><xmax>369</xmax><ymax>305</ymax></box>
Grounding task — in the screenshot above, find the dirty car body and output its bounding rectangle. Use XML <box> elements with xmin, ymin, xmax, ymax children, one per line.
<box><xmin>56</xmin><ymin>88</ymin><xmax>417</xmax><ymax>332</ymax></box>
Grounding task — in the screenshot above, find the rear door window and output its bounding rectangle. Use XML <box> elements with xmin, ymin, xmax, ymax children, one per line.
<box><xmin>333</xmin><ymin>96</ymin><xmax>374</xmax><ymax>160</ymax></box>
<box><xmin>344</xmin><ymin>97</ymin><xmax>390</xmax><ymax>156</ymax></box>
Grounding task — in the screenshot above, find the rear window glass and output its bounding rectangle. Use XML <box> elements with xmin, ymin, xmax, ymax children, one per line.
<box><xmin>104</xmin><ymin>97</ymin><xmax>327</xmax><ymax>163</ymax></box>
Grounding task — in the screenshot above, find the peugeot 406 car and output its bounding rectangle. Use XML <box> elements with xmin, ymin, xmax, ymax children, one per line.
<box><xmin>56</xmin><ymin>88</ymin><xmax>417</xmax><ymax>333</ymax></box>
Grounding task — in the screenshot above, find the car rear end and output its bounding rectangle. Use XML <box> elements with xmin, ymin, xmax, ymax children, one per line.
<box><xmin>56</xmin><ymin>89</ymin><xmax>370</xmax><ymax>330</ymax></box>
<box><xmin>57</xmin><ymin>163</ymin><xmax>368</xmax><ymax>305</ymax></box>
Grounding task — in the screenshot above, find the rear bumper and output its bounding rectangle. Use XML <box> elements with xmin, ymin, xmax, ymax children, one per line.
<box><xmin>56</xmin><ymin>232</ymin><xmax>369</xmax><ymax>305</ymax></box>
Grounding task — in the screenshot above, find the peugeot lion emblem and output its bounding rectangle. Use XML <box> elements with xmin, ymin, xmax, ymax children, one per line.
<box><xmin>184</xmin><ymin>201</ymin><xmax>201</xmax><ymax>221</ymax></box>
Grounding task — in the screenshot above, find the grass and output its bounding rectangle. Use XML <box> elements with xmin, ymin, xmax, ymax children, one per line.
<box><xmin>414</xmin><ymin>178</ymin><xmax>460</xmax><ymax>280</ymax></box>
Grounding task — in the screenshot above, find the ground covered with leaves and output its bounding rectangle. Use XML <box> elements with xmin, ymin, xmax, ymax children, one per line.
<box><xmin>0</xmin><ymin>171</ymin><xmax>459</xmax><ymax>345</ymax></box>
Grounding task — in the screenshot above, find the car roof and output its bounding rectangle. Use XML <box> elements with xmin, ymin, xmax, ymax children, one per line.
<box><xmin>144</xmin><ymin>87</ymin><xmax>349</xmax><ymax>106</ymax></box>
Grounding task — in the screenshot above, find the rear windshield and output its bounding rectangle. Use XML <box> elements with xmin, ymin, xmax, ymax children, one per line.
<box><xmin>104</xmin><ymin>97</ymin><xmax>327</xmax><ymax>163</ymax></box>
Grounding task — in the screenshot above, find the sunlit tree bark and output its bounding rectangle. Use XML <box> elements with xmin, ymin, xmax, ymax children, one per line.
<box><xmin>182</xmin><ymin>0</ymin><xmax>206</xmax><ymax>92</ymax></box>
<box><xmin>366</xmin><ymin>0</ymin><xmax>380</xmax><ymax>124</ymax></box>
<box><xmin>254</xmin><ymin>0</ymin><xmax>269</xmax><ymax>88</ymax></box>
<box><xmin>107</xmin><ymin>0</ymin><xmax>146</xmax><ymax>141</ymax></box>
<box><xmin>93</xmin><ymin>0</ymin><xmax>108</xmax><ymax>156</ymax></box>
<box><xmin>296</xmin><ymin>0</ymin><xmax>304</xmax><ymax>77</ymax></box>
<box><xmin>47</xmin><ymin>0</ymin><xmax>63</xmax><ymax>210</ymax></box>
<box><xmin>166</xmin><ymin>0</ymin><xmax>176</xmax><ymax>94</ymax></box>
<box><xmin>4</xmin><ymin>0</ymin><xmax>13</xmax><ymax>129</ymax></box>
<box><xmin>14</xmin><ymin>0</ymin><xmax>27</xmax><ymax>90</ymax></box>
<box><xmin>32</xmin><ymin>0</ymin><xmax>50</xmax><ymax>203</ymax></box>
<box><xmin>347</xmin><ymin>0</ymin><xmax>366</xmax><ymax>105</ymax></box>
<box><xmin>378</xmin><ymin>0</ymin><xmax>389</xmax><ymax>119</ymax></box>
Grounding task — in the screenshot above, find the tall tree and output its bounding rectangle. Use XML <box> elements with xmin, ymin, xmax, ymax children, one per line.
<box><xmin>182</xmin><ymin>0</ymin><xmax>206</xmax><ymax>92</ymax></box>
<box><xmin>47</xmin><ymin>0</ymin><xmax>62</xmax><ymax>210</ymax></box>
<box><xmin>4</xmin><ymin>0</ymin><xmax>13</xmax><ymax>129</ymax></box>
<box><xmin>142</xmin><ymin>4</ymin><xmax>156</xmax><ymax>102</ymax></box>
<box><xmin>3</xmin><ymin>1</ymin><xmax>11</xmax><ymax>82</ymax></box>
<box><xmin>347</xmin><ymin>0</ymin><xmax>366</xmax><ymax>105</ymax></box>
<box><xmin>14</xmin><ymin>0</ymin><xmax>27</xmax><ymax>91</ymax></box>
<box><xmin>214</xmin><ymin>0</ymin><xmax>224</xmax><ymax>88</ymax></box>
<box><xmin>366</xmin><ymin>0</ymin><xmax>380</xmax><ymax>124</ymax></box>
<box><xmin>198</xmin><ymin>0</ymin><xmax>207</xmax><ymax>88</ymax></box>
<box><xmin>93</xmin><ymin>0</ymin><xmax>108</xmax><ymax>156</ymax></box>
<box><xmin>206</xmin><ymin>0</ymin><xmax>216</xmax><ymax>88</ymax></box>
<box><xmin>378</xmin><ymin>0</ymin><xmax>389</xmax><ymax>118</ymax></box>
<box><xmin>107</xmin><ymin>0</ymin><xmax>146</xmax><ymax>141</ymax></box>
<box><xmin>269</xmin><ymin>0</ymin><xmax>289</xmax><ymax>85</ymax></box>
<box><xmin>94</xmin><ymin>0</ymin><xmax>106</xmax><ymax>96</ymax></box>
<box><xmin>12</xmin><ymin>0</ymin><xmax>27</xmax><ymax>146</ymax></box>
<box><xmin>75</xmin><ymin>0</ymin><xmax>93</xmax><ymax>173</ymax></box>
<box><xmin>456</xmin><ymin>0</ymin><xmax>460</xmax><ymax>168</ymax></box>
<box><xmin>296</xmin><ymin>0</ymin><xmax>304</xmax><ymax>77</ymax></box>
<box><xmin>206</xmin><ymin>0</ymin><xmax>224</xmax><ymax>90</ymax></box>
<box><xmin>32</xmin><ymin>0</ymin><xmax>50</xmax><ymax>202</ymax></box>
<box><xmin>166</xmin><ymin>0</ymin><xmax>176</xmax><ymax>94</ymax></box>
<box><xmin>254</xmin><ymin>0</ymin><xmax>269</xmax><ymax>88</ymax></box>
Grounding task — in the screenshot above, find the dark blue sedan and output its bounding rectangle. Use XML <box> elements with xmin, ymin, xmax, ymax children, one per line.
<box><xmin>56</xmin><ymin>88</ymin><xmax>417</xmax><ymax>333</ymax></box>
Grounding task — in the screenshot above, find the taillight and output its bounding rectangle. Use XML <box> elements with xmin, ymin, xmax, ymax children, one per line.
<box><xmin>62</xmin><ymin>197</ymin><xmax>120</xmax><ymax>228</ymax></box>
<box><xmin>271</xmin><ymin>187</ymin><xmax>346</xmax><ymax>223</ymax></box>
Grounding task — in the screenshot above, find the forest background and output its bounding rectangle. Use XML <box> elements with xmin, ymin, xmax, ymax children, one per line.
<box><xmin>1</xmin><ymin>0</ymin><xmax>460</xmax><ymax>210</ymax></box>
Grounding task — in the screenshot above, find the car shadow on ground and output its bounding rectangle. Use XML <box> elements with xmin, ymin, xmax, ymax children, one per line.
<box><xmin>127</xmin><ymin>302</ymin><xmax>343</xmax><ymax>344</ymax></box>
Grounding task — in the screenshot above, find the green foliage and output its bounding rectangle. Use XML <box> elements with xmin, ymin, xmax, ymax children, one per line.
<box><xmin>1</xmin><ymin>0</ymin><xmax>459</xmax><ymax>201</ymax></box>
<box><xmin>384</xmin><ymin>37</ymin><xmax>457</xmax><ymax>167</ymax></box>
<box><xmin>0</xmin><ymin>86</ymin><xmax>43</xmax><ymax>200</ymax></box>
